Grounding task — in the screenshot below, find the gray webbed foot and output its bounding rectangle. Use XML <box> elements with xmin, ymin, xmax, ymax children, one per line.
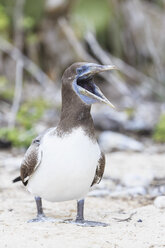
<box><xmin>75</xmin><ymin>220</ymin><xmax>109</xmax><ymax>227</ymax></box>
<box><xmin>28</xmin><ymin>196</ymin><xmax>59</xmax><ymax>223</ymax></box>
<box><xmin>64</xmin><ymin>219</ymin><xmax>109</xmax><ymax>227</ymax></box>
<box><xmin>28</xmin><ymin>214</ymin><xmax>57</xmax><ymax>223</ymax></box>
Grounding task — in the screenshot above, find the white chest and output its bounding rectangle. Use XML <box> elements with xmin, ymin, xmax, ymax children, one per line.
<box><xmin>27</xmin><ymin>128</ymin><xmax>101</xmax><ymax>202</ymax></box>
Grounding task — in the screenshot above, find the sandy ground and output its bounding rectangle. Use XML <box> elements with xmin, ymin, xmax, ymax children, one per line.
<box><xmin>0</xmin><ymin>151</ymin><xmax>165</xmax><ymax>248</ymax></box>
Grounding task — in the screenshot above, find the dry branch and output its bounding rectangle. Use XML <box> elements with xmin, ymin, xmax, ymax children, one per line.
<box><xmin>0</xmin><ymin>37</ymin><xmax>59</xmax><ymax>127</ymax></box>
<box><xmin>9</xmin><ymin>60</ymin><xmax>23</xmax><ymax>127</ymax></box>
<box><xmin>113</xmin><ymin>212</ymin><xmax>137</xmax><ymax>222</ymax></box>
<box><xmin>85</xmin><ymin>32</ymin><xmax>159</xmax><ymax>95</ymax></box>
<box><xmin>58</xmin><ymin>18</ymin><xmax>93</xmax><ymax>62</ymax></box>
<box><xmin>0</xmin><ymin>37</ymin><xmax>55</xmax><ymax>87</ymax></box>
<box><xmin>8</xmin><ymin>0</ymin><xmax>25</xmax><ymax>127</ymax></box>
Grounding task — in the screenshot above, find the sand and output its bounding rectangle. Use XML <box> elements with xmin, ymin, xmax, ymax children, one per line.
<box><xmin>0</xmin><ymin>151</ymin><xmax>165</xmax><ymax>248</ymax></box>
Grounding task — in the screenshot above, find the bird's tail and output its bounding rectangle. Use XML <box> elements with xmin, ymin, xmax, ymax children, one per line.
<box><xmin>13</xmin><ymin>176</ymin><xmax>28</xmax><ymax>186</ymax></box>
<box><xmin>13</xmin><ymin>176</ymin><xmax>21</xmax><ymax>183</ymax></box>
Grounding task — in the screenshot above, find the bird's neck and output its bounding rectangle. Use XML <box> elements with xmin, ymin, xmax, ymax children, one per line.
<box><xmin>56</xmin><ymin>87</ymin><xmax>96</xmax><ymax>139</ymax></box>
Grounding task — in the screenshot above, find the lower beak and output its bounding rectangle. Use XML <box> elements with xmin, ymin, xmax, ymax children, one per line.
<box><xmin>78</xmin><ymin>84</ymin><xmax>115</xmax><ymax>109</ymax></box>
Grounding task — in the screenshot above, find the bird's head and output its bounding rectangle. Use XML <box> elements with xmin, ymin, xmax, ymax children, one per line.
<box><xmin>62</xmin><ymin>62</ymin><xmax>117</xmax><ymax>108</ymax></box>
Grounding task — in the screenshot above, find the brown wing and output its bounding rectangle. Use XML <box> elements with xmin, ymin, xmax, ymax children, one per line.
<box><xmin>91</xmin><ymin>152</ymin><xmax>105</xmax><ymax>187</ymax></box>
<box><xmin>20</xmin><ymin>136</ymin><xmax>42</xmax><ymax>186</ymax></box>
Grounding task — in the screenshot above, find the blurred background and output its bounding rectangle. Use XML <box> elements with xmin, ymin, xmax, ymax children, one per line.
<box><xmin>0</xmin><ymin>0</ymin><xmax>165</xmax><ymax>149</ymax></box>
<box><xmin>0</xmin><ymin>0</ymin><xmax>165</xmax><ymax>210</ymax></box>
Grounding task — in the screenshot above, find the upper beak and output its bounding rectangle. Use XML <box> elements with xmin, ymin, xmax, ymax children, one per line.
<box><xmin>78</xmin><ymin>64</ymin><xmax>117</xmax><ymax>108</ymax></box>
<box><xmin>80</xmin><ymin>64</ymin><xmax>118</xmax><ymax>78</ymax></box>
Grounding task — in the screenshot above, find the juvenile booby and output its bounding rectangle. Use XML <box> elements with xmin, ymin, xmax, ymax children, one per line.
<box><xmin>13</xmin><ymin>62</ymin><xmax>117</xmax><ymax>226</ymax></box>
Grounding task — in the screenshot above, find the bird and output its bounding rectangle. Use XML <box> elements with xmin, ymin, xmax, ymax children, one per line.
<box><xmin>13</xmin><ymin>62</ymin><xmax>117</xmax><ymax>227</ymax></box>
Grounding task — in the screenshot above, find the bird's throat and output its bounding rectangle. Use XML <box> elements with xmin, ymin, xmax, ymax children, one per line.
<box><xmin>57</xmin><ymin>96</ymin><xmax>95</xmax><ymax>139</ymax></box>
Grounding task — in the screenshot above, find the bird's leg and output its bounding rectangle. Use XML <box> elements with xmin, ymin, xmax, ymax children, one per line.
<box><xmin>76</xmin><ymin>199</ymin><xmax>84</xmax><ymax>222</ymax></box>
<box><xmin>35</xmin><ymin>196</ymin><xmax>45</xmax><ymax>218</ymax></box>
<box><xmin>75</xmin><ymin>199</ymin><xmax>109</xmax><ymax>227</ymax></box>
<box><xmin>28</xmin><ymin>196</ymin><xmax>59</xmax><ymax>223</ymax></box>
<box><xmin>28</xmin><ymin>196</ymin><xmax>46</xmax><ymax>222</ymax></box>
<box><xmin>64</xmin><ymin>199</ymin><xmax>109</xmax><ymax>227</ymax></box>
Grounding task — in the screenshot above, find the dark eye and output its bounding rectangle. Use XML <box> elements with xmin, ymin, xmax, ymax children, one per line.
<box><xmin>77</xmin><ymin>68</ymin><xmax>83</xmax><ymax>74</ymax></box>
<box><xmin>77</xmin><ymin>66</ymin><xmax>87</xmax><ymax>75</ymax></box>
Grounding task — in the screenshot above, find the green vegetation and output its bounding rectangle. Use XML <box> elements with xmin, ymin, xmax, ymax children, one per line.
<box><xmin>153</xmin><ymin>115</ymin><xmax>165</xmax><ymax>143</ymax></box>
<box><xmin>0</xmin><ymin>0</ymin><xmax>45</xmax><ymax>41</ymax></box>
<box><xmin>17</xmin><ymin>98</ymin><xmax>49</xmax><ymax>129</ymax></box>
<box><xmin>23</xmin><ymin>16</ymin><xmax>35</xmax><ymax>30</ymax></box>
<box><xmin>0</xmin><ymin>76</ymin><xmax>14</xmax><ymax>101</ymax></box>
<box><xmin>0</xmin><ymin>4</ymin><xmax>9</xmax><ymax>31</ymax></box>
<box><xmin>24</xmin><ymin>0</ymin><xmax>45</xmax><ymax>27</ymax></box>
<box><xmin>0</xmin><ymin>127</ymin><xmax>36</xmax><ymax>147</ymax></box>
<box><xmin>71</xmin><ymin>0</ymin><xmax>112</xmax><ymax>45</ymax></box>
<box><xmin>0</xmin><ymin>98</ymin><xmax>50</xmax><ymax>147</ymax></box>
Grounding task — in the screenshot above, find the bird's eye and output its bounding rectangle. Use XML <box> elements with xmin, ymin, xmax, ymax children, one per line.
<box><xmin>77</xmin><ymin>66</ymin><xmax>87</xmax><ymax>75</ymax></box>
<box><xmin>77</xmin><ymin>68</ymin><xmax>83</xmax><ymax>74</ymax></box>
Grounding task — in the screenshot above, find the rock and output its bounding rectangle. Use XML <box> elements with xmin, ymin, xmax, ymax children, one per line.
<box><xmin>110</xmin><ymin>186</ymin><xmax>146</xmax><ymax>197</ymax></box>
<box><xmin>127</xmin><ymin>186</ymin><xmax>146</xmax><ymax>196</ymax></box>
<box><xmin>154</xmin><ymin>196</ymin><xmax>165</xmax><ymax>209</ymax></box>
<box><xmin>149</xmin><ymin>186</ymin><xmax>165</xmax><ymax>197</ymax></box>
<box><xmin>93</xmin><ymin>102</ymin><xmax>161</xmax><ymax>135</ymax></box>
<box><xmin>123</xmin><ymin>119</ymin><xmax>152</xmax><ymax>134</ymax></box>
<box><xmin>123</xmin><ymin>103</ymin><xmax>161</xmax><ymax>134</ymax></box>
<box><xmin>93</xmin><ymin>108</ymin><xmax>127</xmax><ymax>131</ymax></box>
<box><xmin>88</xmin><ymin>189</ymin><xmax>110</xmax><ymax>197</ymax></box>
<box><xmin>122</xmin><ymin>173</ymin><xmax>154</xmax><ymax>187</ymax></box>
<box><xmin>98</xmin><ymin>131</ymin><xmax>144</xmax><ymax>152</ymax></box>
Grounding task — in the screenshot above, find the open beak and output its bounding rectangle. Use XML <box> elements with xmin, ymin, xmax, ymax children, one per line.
<box><xmin>77</xmin><ymin>64</ymin><xmax>117</xmax><ymax>108</ymax></box>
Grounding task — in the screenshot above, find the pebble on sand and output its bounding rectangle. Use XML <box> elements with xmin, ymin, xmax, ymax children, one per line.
<box><xmin>154</xmin><ymin>196</ymin><xmax>165</xmax><ymax>209</ymax></box>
